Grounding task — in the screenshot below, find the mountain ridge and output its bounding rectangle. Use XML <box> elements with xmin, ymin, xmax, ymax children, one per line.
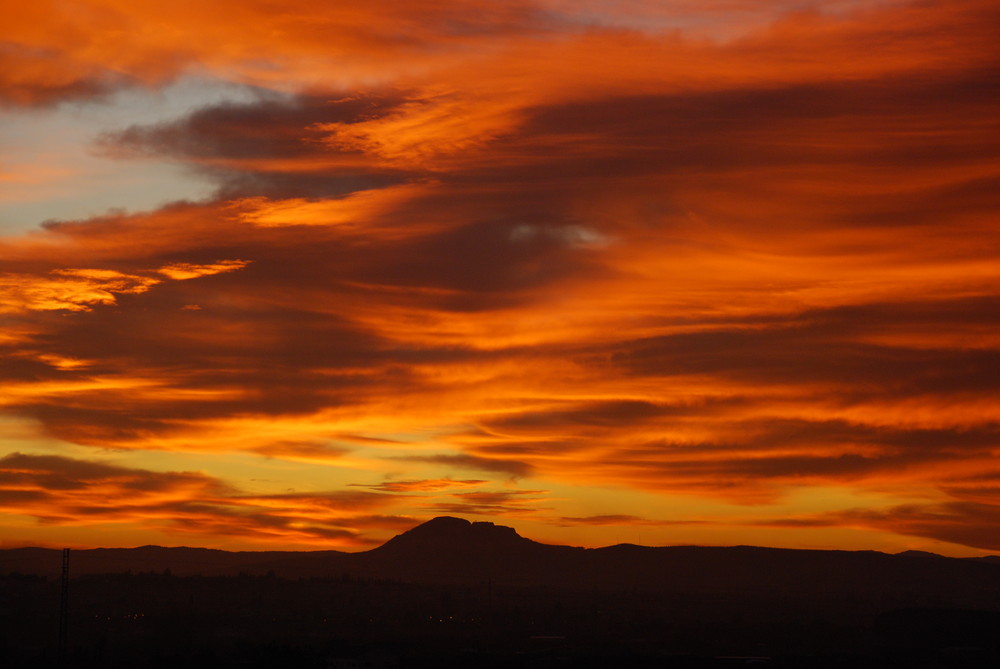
<box><xmin>6</xmin><ymin>517</ymin><xmax>1000</xmax><ymax>666</ymax></box>
<box><xmin>3</xmin><ymin>516</ymin><xmax>999</xmax><ymax>607</ymax></box>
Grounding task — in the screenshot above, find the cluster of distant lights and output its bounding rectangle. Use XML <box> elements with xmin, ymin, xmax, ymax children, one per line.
<box><xmin>95</xmin><ymin>612</ymin><xmax>145</xmax><ymax>621</ymax></box>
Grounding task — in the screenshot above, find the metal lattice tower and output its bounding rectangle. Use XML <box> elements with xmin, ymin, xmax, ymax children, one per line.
<box><xmin>58</xmin><ymin>548</ymin><xmax>69</xmax><ymax>665</ymax></box>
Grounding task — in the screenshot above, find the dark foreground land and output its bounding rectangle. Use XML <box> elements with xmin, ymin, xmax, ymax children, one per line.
<box><xmin>3</xmin><ymin>517</ymin><xmax>1000</xmax><ymax>668</ymax></box>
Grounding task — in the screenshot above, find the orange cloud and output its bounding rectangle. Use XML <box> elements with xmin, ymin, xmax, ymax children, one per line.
<box><xmin>0</xmin><ymin>452</ymin><xmax>551</xmax><ymax>548</ymax></box>
<box><xmin>0</xmin><ymin>452</ymin><xmax>402</xmax><ymax>547</ymax></box>
<box><xmin>232</xmin><ymin>185</ymin><xmax>426</xmax><ymax>228</ymax></box>
<box><xmin>363</xmin><ymin>479</ymin><xmax>489</xmax><ymax>493</ymax></box>
<box><xmin>0</xmin><ymin>259</ymin><xmax>251</xmax><ymax>313</ymax></box>
<box><xmin>156</xmin><ymin>260</ymin><xmax>250</xmax><ymax>280</ymax></box>
<box><xmin>0</xmin><ymin>268</ymin><xmax>158</xmax><ymax>313</ymax></box>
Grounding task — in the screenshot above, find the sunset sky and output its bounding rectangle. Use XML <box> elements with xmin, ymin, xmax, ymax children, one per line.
<box><xmin>2</xmin><ymin>0</ymin><xmax>999</xmax><ymax>555</ymax></box>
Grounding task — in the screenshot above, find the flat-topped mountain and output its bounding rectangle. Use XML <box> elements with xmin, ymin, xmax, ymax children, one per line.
<box><xmin>373</xmin><ymin>515</ymin><xmax>529</xmax><ymax>556</ymax></box>
<box><xmin>357</xmin><ymin>516</ymin><xmax>575</xmax><ymax>582</ymax></box>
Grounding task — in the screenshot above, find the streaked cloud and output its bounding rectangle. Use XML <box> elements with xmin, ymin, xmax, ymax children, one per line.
<box><xmin>0</xmin><ymin>268</ymin><xmax>159</xmax><ymax>313</ymax></box>
<box><xmin>1</xmin><ymin>0</ymin><xmax>998</xmax><ymax>554</ymax></box>
<box><xmin>0</xmin><ymin>260</ymin><xmax>250</xmax><ymax>313</ymax></box>
<box><xmin>0</xmin><ymin>452</ymin><xmax>533</xmax><ymax>547</ymax></box>
<box><xmin>156</xmin><ymin>260</ymin><xmax>250</xmax><ymax>281</ymax></box>
<box><xmin>362</xmin><ymin>479</ymin><xmax>489</xmax><ymax>493</ymax></box>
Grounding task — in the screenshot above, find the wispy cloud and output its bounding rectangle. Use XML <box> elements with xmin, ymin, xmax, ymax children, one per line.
<box><xmin>0</xmin><ymin>452</ymin><xmax>402</xmax><ymax>547</ymax></box>
<box><xmin>1</xmin><ymin>0</ymin><xmax>999</xmax><ymax>553</ymax></box>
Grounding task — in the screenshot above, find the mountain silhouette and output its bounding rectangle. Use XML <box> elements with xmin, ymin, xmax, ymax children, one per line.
<box><xmin>6</xmin><ymin>517</ymin><xmax>1000</xmax><ymax>667</ymax></box>
<box><xmin>3</xmin><ymin>516</ymin><xmax>1000</xmax><ymax>606</ymax></box>
<box><xmin>352</xmin><ymin>516</ymin><xmax>579</xmax><ymax>582</ymax></box>
<box><xmin>376</xmin><ymin>515</ymin><xmax>526</xmax><ymax>552</ymax></box>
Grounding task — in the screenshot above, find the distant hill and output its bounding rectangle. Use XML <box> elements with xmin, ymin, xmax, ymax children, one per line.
<box><xmin>3</xmin><ymin>516</ymin><xmax>1000</xmax><ymax>609</ymax></box>
<box><xmin>0</xmin><ymin>545</ymin><xmax>348</xmax><ymax>579</ymax></box>
<box><xmin>971</xmin><ymin>554</ymin><xmax>1000</xmax><ymax>565</ymax></box>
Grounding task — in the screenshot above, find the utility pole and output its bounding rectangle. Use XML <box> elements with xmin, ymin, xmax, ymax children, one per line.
<box><xmin>58</xmin><ymin>548</ymin><xmax>69</xmax><ymax>665</ymax></box>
